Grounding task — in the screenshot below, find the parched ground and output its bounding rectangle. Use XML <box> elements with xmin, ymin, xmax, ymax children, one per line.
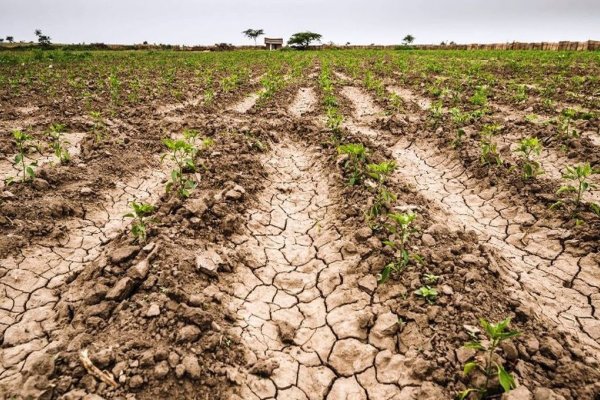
<box><xmin>0</xmin><ymin>49</ymin><xmax>599</xmax><ymax>400</ymax></box>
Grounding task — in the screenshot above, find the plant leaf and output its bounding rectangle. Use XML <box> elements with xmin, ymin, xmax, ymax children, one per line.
<box><xmin>496</xmin><ymin>364</ymin><xmax>516</xmax><ymax>393</ymax></box>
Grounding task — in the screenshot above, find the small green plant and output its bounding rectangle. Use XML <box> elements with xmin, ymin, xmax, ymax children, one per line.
<box><xmin>458</xmin><ymin>317</ymin><xmax>520</xmax><ymax>399</ymax></box>
<box><xmin>326</xmin><ymin>107</ymin><xmax>343</xmax><ymax>133</ymax></box>
<box><xmin>470</xmin><ymin>86</ymin><xmax>488</xmax><ymax>107</ymax></box>
<box><xmin>388</xmin><ymin>92</ymin><xmax>404</xmax><ymax>114</ymax></box>
<box><xmin>48</xmin><ymin>123</ymin><xmax>70</xmax><ymax>164</ymax></box>
<box><xmin>204</xmin><ymin>88</ymin><xmax>215</xmax><ymax>104</ymax></box>
<box><xmin>90</xmin><ymin>111</ymin><xmax>106</xmax><ymax>142</ymax></box>
<box><xmin>365</xmin><ymin>161</ymin><xmax>397</xmax><ymax>218</ymax></box>
<box><xmin>378</xmin><ymin>212</ymin><xmax>420</xmax><ymax>283</ymax></box>
<box><xmin>452</xmin><ymin>129</ymin><xmax>465</xmax><ymax>149</ymax></box>
<box><xmin>5</xmin><ymin>130</ymin><xmax>40</xmax><ymax>185</ymax></box>
<box><xmin>414</xmin><ymin>286</ymin><xmax>438</xmax><ymax>303</ymax></box>
<box><xmin>515</xmin><ymin>137</ymin><xmax>543</xmax><ymax>179</ymax></box>
<box><xmin>337</xmin><ymin>143</ymin><xmax>367</xmax><ymax>186</ymax></box>
<box><xmin>423</xmin><ymin>273</ymin><xmax>439</xmax><ymax>285</ymax></box>
<box><xmin>553</xmin><ymin>163</ymin><xmax>599</xmax><ymax>214</ymax></box>
<box><xmin>162</xmin><ymin>138</ymin><xmax>198</xmax><ymax>198</ymax></box>
<box><xmin>428</xmin><ymin>101</ymin><xmax>444</xmax><ymax>129</ymax></box>
<box><xmin>479</xmin><ymin>124</ymin><xmax>502</xmax><ymax>166</ymax></box>
<box><xmin>556</xmin><ymin>108</ymin><xmax>579</xmax><ymax>139</ymax></box>
<box><xmin>124</xmin><ymin>201</ymin><xmax>155</xmax><ymax>243</ymax></box>
<box><xmin>511</xmin><ymin>84</ymin><xmax>527</xmax><ymax>103</ymax></box>
<box><xmin>590</xmin><ymin>203</ymin><xmax>600</xmax><ymax>217</ymax></box>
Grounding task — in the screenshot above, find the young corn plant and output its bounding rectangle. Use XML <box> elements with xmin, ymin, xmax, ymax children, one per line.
<box><xmin>378</xmin><ymin>212</ymin><xmax>420</xmax><ymax>283</ymax></box>
<box><xmin>337</xmin><ymin>143</ymin><xmax>367</xmax><ymax>186</ymax></box>
<box><xmin>365</xmin><ymin>161</ymin><xmax>397</xmax><ymax>219</ymax></box>
<box><xmin>515</xmin><ymin>137</ymin><xmax>543</xmax><ymax>179</ymax></box>
<box><xmin>124</xmin><ymin>201</ymin><xmax>155</xmax><ymax>243</ymax></box>
<box><xmin>479</xmin><ymin>124</ymin><xmax>502</xmax><ymax>166</ymax></box>
<box><xmin>48</xmin><ymin>123</ymin><xmax>70</xmax><ymax>164</ymax></box>
<box><xmin>458</xmin><ymin>318</ymin><xmax>520</xmax><ymax>400</ymax></box>
<box><xmin>5</xmin><ymin>130</ymin><xmax>40</xmax><ymax>185</ymax></box>
<box><xmin>553</xmin><ymin>163</ymin><xmax>599</xmax><ymax>215</ymax></box>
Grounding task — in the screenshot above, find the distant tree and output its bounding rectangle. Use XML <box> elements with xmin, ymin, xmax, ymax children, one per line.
<box><xmin>242</xmin><ymin>29</ymin><xmax>264</xmax><ymax>45</ymax></box>
<box><xmin>0</xmin><ymin>38</ymin><xmax>4</xmax><ymax>43</ymax></box>
<box><xmin>440</xmin><ymin>41</ymin><xmax>446</xmax><ymax>46</ymax></box>
<box><xmin>143</xmin><ymin>40</ymin><xmax>148</xmax><ymax>45</ymax></box>
<box><xmin>288</xmin><ymin>32</ymin><xmax>322</xmax><ymax>49</ymax></box>
<box><xmin>345</xmin><ymin>42</ymin><xmax>351</xmax><ymax>46</ymax></box>
<box><xmin>34</xmin><ymin>29</ymin><xmax>52</xmax><ymax>48</ymax></box>
<box><xmin>6</xmin><ymin>36</ymin><xmax>14</xmax><ymax>43</ymax></box>
<box><xmin>402</xmin><ymin>34</ymin><xmax>415</xmax><ymax>46</ymax></box>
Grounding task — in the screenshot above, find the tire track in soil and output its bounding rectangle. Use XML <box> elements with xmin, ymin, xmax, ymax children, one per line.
<box><xmin>339</xmin><ymin>86</ymin><xmax>600</xmax><ymax>355</ymax></box>
<box><xmin>230</xmin><ymin>93</ymin><xmax>260</xmax><ymax>114</ymax></box>
<box><xmin>386</xmin><ymin>85</ymin><xmax>600</xmax><ymax>203</ymax></box>
<box><xmin>215</xmin><ymin>89</ymin><xmax>422</xmax><ymax>400</ymax></box>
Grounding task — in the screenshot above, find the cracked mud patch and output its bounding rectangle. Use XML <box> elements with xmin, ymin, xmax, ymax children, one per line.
<box><xmin>392</xmin><ymin>140</ymin><xmax>600</xmax><ymax>350</ymax></box>
<box><xmin>218</xmin><ymin>140</ymin><xmax>422</xmax><ymax>399</ymax></box>
<box><xmin>230</xmin><ymin>93</ymin><xmax>260</xmax><ymax>114</ymax></box>
<box><xmin>339</xmin><ymin>85</ymin><xmax>600</xmax><ymax>354</ymax></box>
<box><xmin>0</xmin><ymin>167</ymin><xmax>168</xmax><ymax>382</ymax></box>
<box><xmin>289</xmin><ymin>88</ymin><xmax>316</xmax><ymax>117</ymax></box>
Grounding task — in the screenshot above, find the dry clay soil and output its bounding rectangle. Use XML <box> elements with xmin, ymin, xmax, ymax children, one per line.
<box><xmin>1</xmin><ymin>77</ymin><xmax>600</xmax><ymax>400</ymax></box>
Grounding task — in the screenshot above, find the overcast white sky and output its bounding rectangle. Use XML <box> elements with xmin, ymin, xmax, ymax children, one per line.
<box><xmin>2</xmin><ymin>0</ymin><xmax>599</xmax><ymax>46</ymax></box>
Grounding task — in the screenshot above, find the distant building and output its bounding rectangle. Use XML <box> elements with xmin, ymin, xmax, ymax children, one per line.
<box><xmin>264</xmin><ymin>38</ymin><xmax>283</xmax><ymax>50</ymax></box>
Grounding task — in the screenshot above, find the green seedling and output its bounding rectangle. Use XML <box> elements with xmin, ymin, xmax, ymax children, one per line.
<box><xmin>162</xmin><ymin>138</ymin><xmax>198</xmax><ymax>198</ymax></box>
<box><xmin>124</xmin><ymin>201</ymin><xmax>155</xmax><ymax>243</ymax></box>
<box><xmin>378</xmin><ymin>212</ymin><xmax>420</xmax><ymax>283</ymax></box>
<box><xmin>556</xmin><ymin>108</ymin><xmax>579</xmax><ymax>139</ymax></box>
<box><xmin>365</xmin><ymin>161</ymin><xmax>397</xmax><ymax>218</ymax></box>
<box><xmin>479</xmin><ymin>124</ymin><xmax>502</xmax><ymax>166</ymax></box>
<box><xmin>204</xmin><ymin>88</ymin><xmax>215</xmax><ymax>104</ymax></box>
<box><xmin>327</xmin><ymin>107</ymin><xmax>343</xmax><ymax>133</ymax></box>
<box><xmin>423</xmin><ymin>273</ymin><xmax>439</xmax><ymax>285</ymax></box>
<box><xmin>590</xmin><ymin>203</ymin><xmax>600</xmax><ymax>218</ymax></box>
<box><xmin>515</xmin><ymin>137</ymin><xmax>543</xmax><ymax>179</ymax></box>
<box><xmin>552</xmin><ymin>163</ymin><xmax>599</xmax><ymax>213</ymax></box>
<box><xmin>5</xmin><ymin>130</ymin><xmax>40</xmax><ymax>185</ymax></box>
<box><xmin>388</xmin><ymin>92</ymin><xmax>404</xmax><ymax>114</ymax></box>
<box><xmin>90</xmin><ymin>111</ymin><xmax>106</xmax><ymax>142</ymax></box>
<box><xmin>337</xmin><ymin>143</ymin><xmax>367</xmax><ymax>186</ymax></box>
<box><xmin>414</xmin><ymin>286</ymin><xmax>438</xmax><ymax>303</ymax></box>
<box><xmin>458</xmin><ymin>317</ymin><xmax>520</xmax><ymax>399</ymax></box>
<box><xmin>470</xmin><ymin>86</ymin><xmax>488</xmax><ymax>107</ymax></box>
<box><xmin>452</xmin><ymin>129</ymin><xmax>465</xmax><ymax>149</ymax></box>
<box><xmin>48</xmin><ymin>123</ymin><xmax>70</xmax><ymax>164</ymax></box>
<box><xmin>428</xmin><ymin>101</ymin><xmax>444</xmax><ymax>129</ymax></box>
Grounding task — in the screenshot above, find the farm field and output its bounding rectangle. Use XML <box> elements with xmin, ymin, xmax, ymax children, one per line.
<box><xmin>0</xmin><ymin>49</ymin><xmax>599</xmax><ymax>399</ymax></box>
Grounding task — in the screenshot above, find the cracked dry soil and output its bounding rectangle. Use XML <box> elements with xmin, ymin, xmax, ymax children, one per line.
<box><xmin>2</xmin><ymin>79</ymin><xmax>600</xmax><ymax>400</ymax></box>
<box><xmin>220</xmin><ymin>140</ymin><xmax>419</xmax><ymax>399</ymax></box>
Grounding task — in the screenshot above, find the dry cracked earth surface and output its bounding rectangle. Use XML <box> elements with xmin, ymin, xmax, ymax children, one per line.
<box><xmin>339</xmin><ymin>84</ymin><xmax>600</xmax><ymax>352</ymax></box>
<box><xmin>1</xmin><ymin>72</ymin><xmax>600</xmax><ymax>400</ymax></box>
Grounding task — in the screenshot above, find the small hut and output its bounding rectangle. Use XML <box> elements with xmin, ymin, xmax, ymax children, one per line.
<box><xmin>264</xmin><ymin>38</ymin><xmax>283</xmax><ymax>50</ymax></box>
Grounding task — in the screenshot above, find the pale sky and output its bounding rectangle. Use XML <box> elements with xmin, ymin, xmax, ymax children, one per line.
<box><xmin>1</xmin><ymin>0</ymin><xmax>599</xmax><ymax>46</ymax></box>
